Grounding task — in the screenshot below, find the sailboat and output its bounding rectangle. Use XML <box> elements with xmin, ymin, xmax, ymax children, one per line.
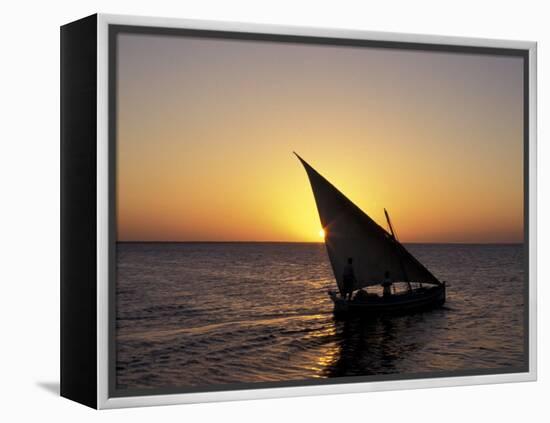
<box><xmin>295</xmin><ymin>153</ymin><xmax>446</xmax><ymax>315</ymax></box>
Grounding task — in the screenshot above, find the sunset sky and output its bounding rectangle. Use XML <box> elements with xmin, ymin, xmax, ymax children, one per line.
<box><xmin>116</xmin><ymin>32</ymin><xmax>524</xmax><ymax>243</ymax></box>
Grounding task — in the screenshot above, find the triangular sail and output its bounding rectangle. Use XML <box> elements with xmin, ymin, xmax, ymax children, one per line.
<box><xmin>295</xmin><ymin>153</ymin><xmax>441</xmax><ymax>294</ymax></box>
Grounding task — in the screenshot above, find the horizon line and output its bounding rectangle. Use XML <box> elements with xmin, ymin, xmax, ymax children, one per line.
<box><xmin>116</xmin><ymin>240</ymin><xmax>523</xmax><ymax>245</ymax></box>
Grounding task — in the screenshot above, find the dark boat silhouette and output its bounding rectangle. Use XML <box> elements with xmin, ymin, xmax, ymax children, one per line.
<box><xmin>295</xmin><ymin>153</ymin><xmax>446</xmax><ymax>315</ymax></box>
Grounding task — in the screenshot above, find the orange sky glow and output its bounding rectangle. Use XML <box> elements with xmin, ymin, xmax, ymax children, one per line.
<box><xmin>116</xmin><ymin>33</ymin><xmax>524</xmax><ymax>243</ymax></box>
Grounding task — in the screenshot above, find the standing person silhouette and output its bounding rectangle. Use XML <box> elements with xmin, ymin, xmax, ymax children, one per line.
<box><xmin>382</xmin><ymin>270</ymin><xmax>393</xmax><ymax>297</ymax></box>
<box><xmin>342</xmin><ymin>257</ymin><xmax>356</xmax><ymax>301</ymax></box>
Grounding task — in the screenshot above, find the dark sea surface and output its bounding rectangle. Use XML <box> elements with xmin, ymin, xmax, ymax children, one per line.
<box><xmin>115</xmin><ymin>242</ymin><xmax>526</xmax><ymax>390</ymax></box>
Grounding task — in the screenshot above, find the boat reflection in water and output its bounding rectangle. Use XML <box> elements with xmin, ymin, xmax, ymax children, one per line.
<box><xmin>323</xmin><ymin>310</ymin><xmax>446</xmax><ymax>378</ymax></box>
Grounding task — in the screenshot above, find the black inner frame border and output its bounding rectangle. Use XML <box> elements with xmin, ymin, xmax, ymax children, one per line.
<box><xmin>108</xmin><ymin>24</ymin><xmax>531</xmax><ymax>398</ymax></box>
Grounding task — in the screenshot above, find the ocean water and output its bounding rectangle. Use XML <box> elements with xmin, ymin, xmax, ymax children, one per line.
<box><xmin>115</xmin><ymin>242</ymin><xmax>526</xmax><ymax>390</ymax></box>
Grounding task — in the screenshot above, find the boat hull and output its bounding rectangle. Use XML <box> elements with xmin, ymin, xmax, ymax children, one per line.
<box><xmin>329</xmin><ymin>283</ymin><xmax>446</xmax><ymax>316</ymax></box>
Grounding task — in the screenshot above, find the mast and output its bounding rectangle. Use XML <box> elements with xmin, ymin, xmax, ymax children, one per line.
<box><xmin>384</xmin><ymin>208</ymin><xmax>412</xmax><ymax>292</ymax></box>
<box><xmin>384</xmin><ymin>208</ymin><xmax>398</xmax><ymax>240</ymax></box>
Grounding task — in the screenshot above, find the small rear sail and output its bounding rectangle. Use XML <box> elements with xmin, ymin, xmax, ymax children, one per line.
<box><xmin>295</xmin><ymin>153</ymin><xmax>441</xmax><ymax>294</ymax></box>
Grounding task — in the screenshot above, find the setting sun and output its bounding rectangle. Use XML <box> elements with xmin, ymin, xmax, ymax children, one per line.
<box><xmin>319</xmin><ymin>229</ymin><xmax>326</xmax><ymax>239</ymax></box>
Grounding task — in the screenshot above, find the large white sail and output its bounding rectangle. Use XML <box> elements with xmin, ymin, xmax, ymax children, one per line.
<box><xmin>296</xmin><ymin>153</ymin><xmax>441</xmax><ymax>293</ymax></box>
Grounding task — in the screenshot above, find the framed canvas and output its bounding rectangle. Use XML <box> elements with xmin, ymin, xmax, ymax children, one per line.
<box><xmin>60</xmin><ymin>13</ymin><xmax>537</xmax><ymax>409</ymax></box>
